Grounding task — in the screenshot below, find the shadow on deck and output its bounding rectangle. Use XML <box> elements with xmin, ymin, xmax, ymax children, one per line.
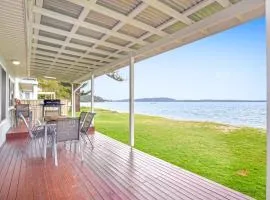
<box><xmin>0</xmin><ymin>132</ymin><xmax>253</xmax><ymax>200</ymax></box>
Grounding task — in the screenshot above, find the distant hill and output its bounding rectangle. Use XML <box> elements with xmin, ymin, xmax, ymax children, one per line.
<box><xmin>81</xmin><ymin>96</ymin><xmax>266</xmax><ymax>103</ymax></box>
<box><xmin>115</xmin><ymin>97</ymin><xmax>177</xmax><ymax>102</ymax></box>
<box><xmin>114</xmin><ymin>98</ymin><xmax>266</xmax><ymax>102</ymax></box>
<box><xmin>80</xmin><ymin>95</ymin><xmax>107</xmax><ymax>102</ymax></box>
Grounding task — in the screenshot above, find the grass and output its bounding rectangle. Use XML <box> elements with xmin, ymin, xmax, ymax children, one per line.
<box><xmin>79</xmin><ymin>107</ymin><xmax>266</xmax><ymax>200</ymax></box>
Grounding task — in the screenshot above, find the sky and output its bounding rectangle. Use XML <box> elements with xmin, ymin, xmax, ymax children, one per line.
<box><xmin>93</xmin><ymin>17</ymin><xmax>266</xmax><ymax>101</ymax></box>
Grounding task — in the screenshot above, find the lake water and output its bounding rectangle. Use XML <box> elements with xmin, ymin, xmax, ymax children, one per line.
<box><xmin>81</xmin><ymin>102</ymin><xmax>266</xmax><ymax>129</ymax></box>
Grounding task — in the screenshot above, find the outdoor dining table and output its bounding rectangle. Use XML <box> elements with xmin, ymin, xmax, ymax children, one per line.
<box><xmin>43</xmin><ymin>115</ymin><xmax>68</xmax><ymax>159</ymax></box>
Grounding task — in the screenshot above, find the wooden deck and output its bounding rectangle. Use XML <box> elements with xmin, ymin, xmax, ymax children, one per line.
<box><xmin>0</xmin><ymin>132</ymin><xmax>253</xmax><ymax>200</ymax></box>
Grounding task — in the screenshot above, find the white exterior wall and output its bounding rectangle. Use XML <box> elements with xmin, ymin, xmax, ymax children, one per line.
<box><xmin>0</xmin><ymin>56</ymin><xmax>13</xmax><ymax>147</ymax></box>
<box><xmin>14</xmin><ymin>78</ymin><xmax>38</xmax><ymax>100</ymax></box>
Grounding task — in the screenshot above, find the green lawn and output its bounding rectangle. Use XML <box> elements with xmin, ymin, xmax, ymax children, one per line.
<box><xmin>79</xmin><ymin>107</ymin><xmax>266</xmax><ymax>199</ymax></box>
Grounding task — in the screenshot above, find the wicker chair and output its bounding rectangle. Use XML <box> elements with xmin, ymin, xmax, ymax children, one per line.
<box><xmin>53</xmin><ymin>118</ymin><xmax>82</xmax><ymax>166</ymax></box>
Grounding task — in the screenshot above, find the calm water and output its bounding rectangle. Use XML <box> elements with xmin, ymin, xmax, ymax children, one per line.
<box><xmin>81</xmin><ymin>102</ymin><xmax>266</xmax><ymax>129</ymax></box>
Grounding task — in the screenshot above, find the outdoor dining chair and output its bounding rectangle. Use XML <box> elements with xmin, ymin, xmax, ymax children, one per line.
<box><xmin>16</xmin><ymin>104</ymin><xmax>31</xmax><ymax>127</ymax></box>
<box><xmin>53</xmin><ymin>118</ymin><xmax>82</xmax><ymax>166</ymax></box>
<box><xmin>20</xmin><ymin>113</ymin><xmax>54</xmax><ymax>155</ymax></box>
<box><xmin>80</xmin><ymin>112</ymin><xmax>96</xmax><ymax>148</ymax></box>
<box><xmin>79</xmin><ymin>111</ymin><xmax>87</xmax><ymax>128</ymax></box>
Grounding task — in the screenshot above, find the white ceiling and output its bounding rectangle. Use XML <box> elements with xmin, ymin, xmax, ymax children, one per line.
<box><xmin>0</xmin><ymin>0</ymin><xmax>265</xmax><ymax>83</ymax></box>
<box><xmin>0</xmin><ymin>0</ymin><xmax>27</xmax><ymax>76</ymax></box>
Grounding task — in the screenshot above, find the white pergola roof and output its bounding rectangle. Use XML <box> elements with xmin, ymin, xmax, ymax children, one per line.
<box><xmin>0</xmin><ymin>0</ymin><xmax>265</xmax><ymax>83</ymax></box>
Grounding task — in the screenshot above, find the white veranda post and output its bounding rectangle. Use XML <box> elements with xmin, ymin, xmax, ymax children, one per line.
<box><xmin>267</xmin><ymin>0</ymin><xmax>270</xmax><ymax>199</ymax></box>
<box><xmin>71</xmin><ymin>83</ymin><xmax>75</xmax><ymax>117</ymax></box>
<box><xmin>91</xmin><ymin>75</ymin><xmax>94</xmax><ymax>114</ymax></box>
<box><xmin>129</xmin><ymin>54</ymin><xmax>135</xmax><ymax>147</ymax></box>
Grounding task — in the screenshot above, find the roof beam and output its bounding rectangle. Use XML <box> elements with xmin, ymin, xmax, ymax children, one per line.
<box><xmin>32</xmin><ymin>54</ymin><xmax>99</xmax><ymax>68</ymax></box>
<box><xmin>182</xmin><ymin>0</ymin><xmax>216</xmax><ymax>16</ymax></box>
<box><xmin>31</xmin><ymin>64</ymin><xmax>91</xmax><ymax>73</ymax></box>
<box><xmin>90</xmin><ymin>2</ymin><xmax>148</xmax><ymax>63</ymax></box>
<box><xmin>32</xmin><ymin>6</ymin><xmax>148</xmax><ymax>46</ymax></box>
<box><xmin>135</xmin><ymin>0</ymin><xmax>221</xmax><ymax>44</ymax></box>
<box><xmin>33</xmin><ymin>43</ymin><xmax>114</xmax><ymax>63</ymax></box>
<box><xmin>25</xmin><ymin>0</ymin><xmax>35</xmax><ymax>76</ymax></box>
<box><xmin>31</xmin><ymin>59</ymin><xmax>97</xmax><ymax>70</ymax></box>
<box><xmin>31</xmin><ymin>0</ymin><xmax>43</xmax><ymax>76</ymax></box>
<box><xmin>67</xmin><ymin>0</ymin><xmax>167</xmax><ymax>37</ymax></box>
<box><xmin>47</xmin><ymin>8</ymin><xmax>89</xmax><ymax>76</ymax></box>
<box><xmin>75</xmin><ymin>0</ymin><xmax>264</xmax><ymax>82</ymax></box>
<box><xmin>141</xmin><ymin>0</ymin><xmax>193</xmax><ymax>25</ymax></box>
<box><xmin>32</xmin><ymin>35</ymin><xmax>122</xmax><ymax>58</ymax></box>
<box><xmin>215</xmin><ymin>0</ymin><xmax>232</xmax><ymax>8</ymax></box>
<box><xmin>33</xmin><ymin>49</ymin><xmax>104</xmax><ymax>66</ymax></box>
<box><xmin>32</xmin><ymin>24</ymin><xmax>132</xmax><ymax>52</ymax></box>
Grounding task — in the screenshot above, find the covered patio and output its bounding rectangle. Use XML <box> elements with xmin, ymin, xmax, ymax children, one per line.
<box><xmin>1</xmin><ymin>132</ymin><xmax>253</xmax><ymax>200</ymax></box>
<box><xmin>0</xmin><ymin>0</ymin><xmax>268</xmax><ymax>199</ymax></box>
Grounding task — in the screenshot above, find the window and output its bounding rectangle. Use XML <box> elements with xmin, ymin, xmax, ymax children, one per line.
<box><xmin>25</xmin><ymin>92</ymin><xmax>30</xmax><ymax>100</ymax></box>
<box><xmin>1</xmin><ymin>66</ymin><xmax>6</xmax><ymax>121</ymax></box>
<box><xmin>9</xmin><ymin>78</ymin><xmax>14</xmax><ymax>106</ymax></box>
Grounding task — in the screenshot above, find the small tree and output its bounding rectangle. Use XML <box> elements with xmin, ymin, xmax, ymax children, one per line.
<box><xmin>77</xmin><ymin>71</ymin><xmax>125</xmax><ymax>111</ymax></box>
<box><xmin>38</xmin><ymin>71</ymin><xmax>124</xmax><ymax>112</ymax></box>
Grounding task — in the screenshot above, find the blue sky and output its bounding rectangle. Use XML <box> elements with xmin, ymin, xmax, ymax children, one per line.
<box><xmin>93</xmin><ymin>17</ymin><xmax>266</xmax><ymax>100</ymax></box>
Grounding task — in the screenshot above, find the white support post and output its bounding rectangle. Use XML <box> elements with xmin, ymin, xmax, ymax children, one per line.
<box><xmin>90</xmin><ymin>74</ymin><xmax>94</xmax><ymax>113</ymax></box>
<box><xmin>267</xmin><ymin>1</ymin><xmax>270</xmax><ymax>199</ymax></box>
<box><xmin>129</xmin><ymin>54</ymin><xmax>135</xmax><ymax>147</ymax></box>
<box><xmin>71</xmin><ymin>83</ymin><xmax>75</xmax><ymax>117</ymax></box>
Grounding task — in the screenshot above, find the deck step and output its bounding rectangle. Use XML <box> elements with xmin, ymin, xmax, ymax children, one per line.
<box><xmin>6</xmin><ymin>126</ymin><xmax>28</xmax><ymax>141</ymax></box>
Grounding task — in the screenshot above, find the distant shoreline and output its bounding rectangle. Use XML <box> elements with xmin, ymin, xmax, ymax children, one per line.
<box><xmin>80</xmin><ymin>103</ymin><xmax>266</xmax><ymax>129</ymax></box>
<box><xmin>111</xmin><ymin>100</ymin><xmax>266</xmax><ymax>103</ymax></box>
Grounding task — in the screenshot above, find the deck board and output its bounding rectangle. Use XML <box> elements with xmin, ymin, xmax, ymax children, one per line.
<box><xmin>0</xmin><ymin>132</ymin><xmax>253</xmax><ymax>200</ymax></box>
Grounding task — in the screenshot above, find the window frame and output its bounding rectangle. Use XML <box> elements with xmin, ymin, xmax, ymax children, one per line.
<box><xmin>0</xmin><ymin>64</ymin><xmax>7</xmax><ymax>122</ymax></box>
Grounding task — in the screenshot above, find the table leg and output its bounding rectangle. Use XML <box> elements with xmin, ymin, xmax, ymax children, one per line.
<box><xmin>43</xmin><ymin>125</ymin><xmax>47</xmax><ymax>159</ymax></box>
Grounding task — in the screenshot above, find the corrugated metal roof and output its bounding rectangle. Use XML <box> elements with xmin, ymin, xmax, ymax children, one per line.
<box><xmin>162</xmin><ymin>21</ymin><xmax>187</xmax><ymax>34</ymax></box>
<box><xmin>188</xmin><ymin>2</ymin><xmax>224</xmax><ymax>22</ymax></box>
<box><xmin>85</xmin><ymin>10</ymin><xmax>119</xmax><ymax>29</ymax></box>
<box><xmin>76</xmin><ymin>27</ymin><xmax>105</xmax><ymax>40</ymax></box>
<box><xmin>43</xmin><ymin>0</ymin><xmax>83</xmax><ymax>18</ymax></box>
<box><xmin>0</xmin><ymin>0</ymin><xmax>263</xmax><ymax>82</ymax></box>
<box><xmin>135</xmin><ymin>6</ymin><xmax>173</xmax><ymax>28</ymax></box>
<box><xmin>96</xmin><ymin>0</ymin><xmax>143</xmax><ymax>16</ymax></box>
<box><xmin>40</xmin><ymin>15</ymin><xmax>73</xmax><ymax>31</ymax></box>
<box><xmin>39</xmin><ymin>30</ymin><xmax>66</xmax><ymax>41</ymax></box>
<box><xmin>157</xmin><ymin>0</ymin><xmax>203</xmax><ymax>13</ymax></box>
<box><xmin>118</xmin><ymin>24</ymin><xmax>148</xmax><ymax>38</ymax></box>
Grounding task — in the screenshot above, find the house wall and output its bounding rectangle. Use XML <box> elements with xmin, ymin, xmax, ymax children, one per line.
<box><xmin>0</xmin><ymin>56</ymin><xmax>14</xmax><ymax>147</ymax></box>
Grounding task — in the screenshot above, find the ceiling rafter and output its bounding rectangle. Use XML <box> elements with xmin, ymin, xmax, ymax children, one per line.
<box><xmin>215</xmin><ymin>0</ymin><xmax>232</xmax><ymax>8</ymax></box>
<box><xmin>46</xmin><ymin>8</ymin><xmax>90</xmax><ymax>76</ymax></box>
<box><xmin>33</xmin><ymin>50</ymin><xmax>103</xmax><ymax>66</ymax></box>
<box><xmin>32</xmin><ymin>43</ymin><xmax>115</xmax><ymax>63</ymax></box>
<box><xmin>32</xmin><ymin>23</ymin><xmax>132</xmax><ymax>52</ymax></box>
<box><xmin>32</xmin><ymin>6</ymin><xmax>148</xmax><ymax>46</ymax></box>
<box><xmin>30</xmin><ymin>0</ymin><xmax>43</xmax><ymax>76</ymax></box>
<box><xmin>141</xmin><ymin>0</ymin><xmax>193</xmax><ymax>25</ymax></box>
<box><xmin>76</xmin><ymin>0</ymin><xmax>263</xmax><ymax>82</ymax></box>
<box><xmin>32</xmin><ymin>54</ymin><xmax>100</xmax><ymax>68</ymax></box>
<box><xmin>21</xmin><ymin>0</ymin><xmax>263</xmax><ymax>83</ymax></box>
<box><xmin>31</xmin><ymin>64</ymin><xmax>90</xmax><ymax>73</ymax></box>
<box><xmin>33</xmin><ymin>35</ymin><xmax>122</xmax><ymax>58</ymax></box>
<box><xmin>67</xmin><ymin>0</ymin><xmax>167</xmax><ymax>37</ymax></box>
<box><xmin>60</xmin><ymin>3</ymin><xmax>150</xmax><ymax>76</ymax></box>
<box><xmin>87</xmin><ymin>2</ymin><xmax>149</xmax><ymax>64</ymax></box>
<box><xmin>31</xmin><ymin>59</ymin><xmax>98</xmax><ymax>70</ymax></box>
<box><xmin>130</xmin><ymin>0</ymin><xmax>220</xmax><ymax>47</ymax></box>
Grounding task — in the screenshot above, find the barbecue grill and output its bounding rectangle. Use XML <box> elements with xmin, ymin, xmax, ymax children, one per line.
<box><xmin>41</xmin><ymin>99</ymin><xmax>64</xmax><ymax>117</ymax></box>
